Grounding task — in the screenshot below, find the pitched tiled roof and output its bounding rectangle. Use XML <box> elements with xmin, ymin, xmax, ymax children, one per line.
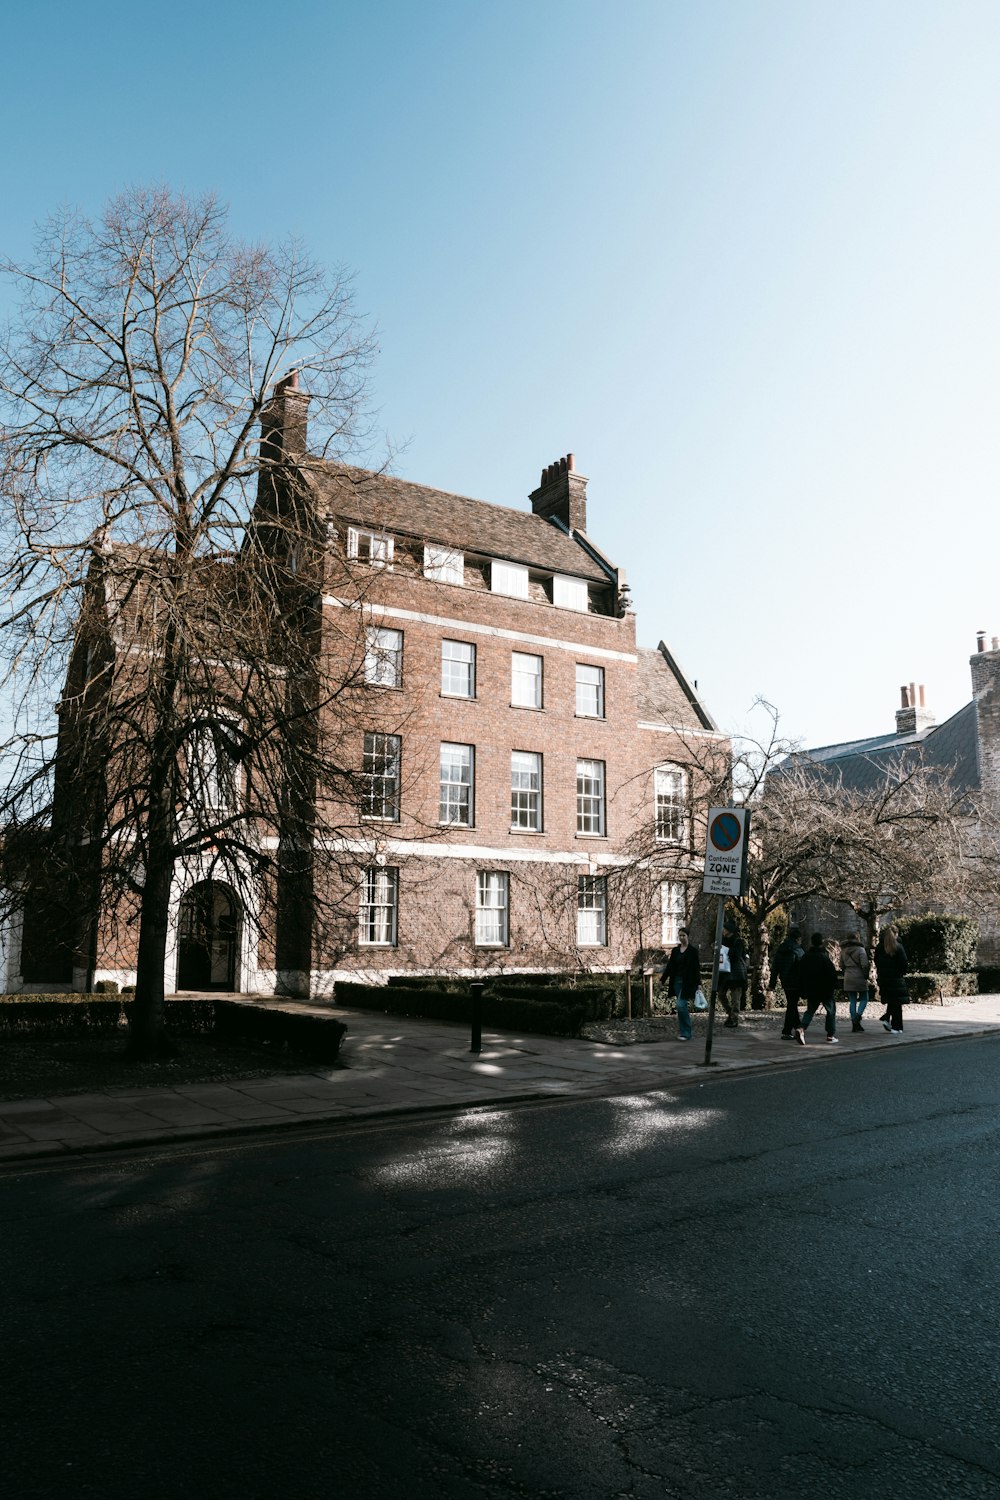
<box><xmin>789</xmin><ymin>700</ymin><xmax>979</xmax><ymax>795</ymax></box>
<box><xmin>310</xmin><ymin>466</ymin><xmax>612</xmax><ymax>584</ymax></box>
<box><xmin>637</xmin><ymin>643</ymin><xmax>718</xmax><ymax>733</ymax></box>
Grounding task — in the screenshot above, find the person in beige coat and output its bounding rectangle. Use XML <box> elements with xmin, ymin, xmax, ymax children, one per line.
<box><xmin>840</xmin><ymin>932</ymin><xmax>871</xmax><ymax>1033</ymax></box>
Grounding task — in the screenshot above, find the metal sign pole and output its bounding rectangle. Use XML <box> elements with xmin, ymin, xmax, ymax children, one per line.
<box><xmin>701</xmin><ymin>895</ymin><xmax>727</xmax><ymax>1067</ymax></box>
<box><xmin>699</xmin><ymin>805</ymin><xmax>751</xmax><ymax>1068</ymax></box>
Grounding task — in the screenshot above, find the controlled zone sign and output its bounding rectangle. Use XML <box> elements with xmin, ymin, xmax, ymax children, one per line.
<box><xmin>703</xmin><ymin>806</ymin><xmax>750</xmax><ymax>896</ymax></box>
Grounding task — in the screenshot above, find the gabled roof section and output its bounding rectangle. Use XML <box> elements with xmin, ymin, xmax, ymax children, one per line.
<box><xmin>790</xmin><ymin>700</ymin><xmax>979</xmax><ymax>795</ymax></box>
<box><xmin>637</xmin><ymin>642</ymin><xmax>718</xmax><ymax>733</ymax></box>
<box><xmin>310</xmin><ymin>465</ymin><xmax>612</xmax><ymax>583</ymax></box>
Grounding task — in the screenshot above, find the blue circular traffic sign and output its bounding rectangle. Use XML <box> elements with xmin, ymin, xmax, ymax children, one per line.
<box><xmin>710</xmin><ymin>812</ymin><xmax>741</xmax><ymax>851</ymax></box>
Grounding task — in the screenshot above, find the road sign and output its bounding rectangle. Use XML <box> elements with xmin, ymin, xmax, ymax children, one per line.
<box><xmin>703</xmin><ymin>806</ymin><xmax>750</xmax><ymax>895</ymax></box>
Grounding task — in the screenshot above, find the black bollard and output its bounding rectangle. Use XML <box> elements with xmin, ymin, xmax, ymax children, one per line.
<box><xmin>470</xmin><ymin>981</ymin><xmax>484</xmax><ymax>1054</ymax></box>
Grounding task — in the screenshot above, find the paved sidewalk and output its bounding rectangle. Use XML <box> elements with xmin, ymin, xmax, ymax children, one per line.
<box><xmin>2</xmin><ymin>995</ymin><xmax>999</xmax><ymax>1163</ymax></box>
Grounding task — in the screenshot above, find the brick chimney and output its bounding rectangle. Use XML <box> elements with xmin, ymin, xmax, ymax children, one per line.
<box><xmin>971</xmin><ymin>629</ymin><xmax>1000</xmax><ymax>699</ymax></box>
<box><xmin>529</xmin><ymin>454</ymin><xmax>588</xmax><ymax>533</ymax></box>
<box><xmin>895</xmin><ymin>682</ymin><xmax>935</xmax><ymax>735</ymax></box>
<box><xmin>260</xmin><ymin>370</ymin><xmax>310</xmax><ymax>461</ymax></box>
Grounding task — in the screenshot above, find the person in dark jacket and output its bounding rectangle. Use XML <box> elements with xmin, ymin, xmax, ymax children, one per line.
<box><xmin>795</xmin><ymin>932</ymin><xmax>840</xmax><ymax>1044</ymax></box>
<box><xmin>663</xmin><ymin>927</ymin><xmax>701</xmax><ymax>1041</ymax></box>
<box><xmin>874</xmin><ymin>924</ymin><xmax>908</xmax><ymax>1033</ymax></box>
<box><xmin>769</xmin><ymin>926</ymin><xmax>804</xmax><ymax>1039</ymax></box>
<box><xmin>719</xmin><ymin>922</ymin><xmax>748</xmax><ymax>1028</ymax></box>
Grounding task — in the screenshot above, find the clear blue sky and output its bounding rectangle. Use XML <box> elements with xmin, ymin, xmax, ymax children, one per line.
<box><xmin>3</xmin><ymin>0</ymin><xmax>999</xmax><ymax>749</ymax></box>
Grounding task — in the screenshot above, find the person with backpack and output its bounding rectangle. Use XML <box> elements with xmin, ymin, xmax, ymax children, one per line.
<box><xmin>795</xmin><ymin>932</ymin><xmax>840</xmax><ymax>1044</ymax></box>
<box><xmin>769</xmin><ymin>926</ymin><xmax>804</xmax><ymax>1040</ymax></box>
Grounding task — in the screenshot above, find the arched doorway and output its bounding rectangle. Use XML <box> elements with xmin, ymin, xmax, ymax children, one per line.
<box><xmin>176</xmin><ymin>882</ymin><xmax>240</xmax><ymax>992</ymax></box>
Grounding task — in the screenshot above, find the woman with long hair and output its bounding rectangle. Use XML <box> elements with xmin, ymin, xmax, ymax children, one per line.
<box><xmin>874</xmin><ymin>924</ymin><xmax>909</xmax><ymax>1034</ymax></box>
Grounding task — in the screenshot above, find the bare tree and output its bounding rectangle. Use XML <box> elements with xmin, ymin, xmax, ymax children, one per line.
<box><xmin>0</xmin><ymin>186</ymin><xmax>399</xmax><ymax>1055</ymax></box>
<box><xmin>611</xmin><ymin>700</ymin><xmax>974</xmax><ymax>1003</ymax></box>
<box><xmin>804</xmin><ymin>756</ymin><xmax>974</xmax><ymax>950</ymax></box>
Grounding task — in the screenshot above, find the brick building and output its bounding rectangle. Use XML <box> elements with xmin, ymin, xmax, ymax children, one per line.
<box><xmin>3</xmin><ymin>380</ymin><xmax>724</xmax><ymax>995</ymax></box>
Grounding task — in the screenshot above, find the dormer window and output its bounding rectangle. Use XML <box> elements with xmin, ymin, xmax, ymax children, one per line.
<box><xmin>348</xmin><ymin>527</ymin><xmax>394</xmax><ymax>568</ymax></box>
<box><xmin>553</xmin><ymin>574</ymin><xmax>589</xmax><ymax>612</ymax></box>
<box><xmin>424</xmin><ymin>544</ymin><xmax>464</xmax><ymax>585</ymax></box>
<box><xmin>491</xmin><ymin>559</ymin><xmax>529</xmax><ymax>599</ymax></box>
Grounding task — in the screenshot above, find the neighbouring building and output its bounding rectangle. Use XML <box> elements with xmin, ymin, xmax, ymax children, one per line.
<box><xmin>786</xmin><ymin>635</ymin><xmax>1000</xmax><ymax>959</ymax></box>
<box><xmin>5</xmin><ymin>378</ymin><xmax>726</xmax><ymax>995</ymax></box>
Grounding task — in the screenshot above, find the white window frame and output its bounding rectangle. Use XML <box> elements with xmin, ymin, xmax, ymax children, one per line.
<box><xmin>511</xmin><ymin>652</ymin><xmax>543</xmax><ymax>709</ymax></box>
<box><xmin>364</xmin><ymin>626</ymin><xmax>403</xmax><ymax>689</ymax></box>
<box><xmin>187</xmin><ymin>718</ymin><xmax>240</xmax><ymax>817</ymax></box>
<box><xmin>347</xmin><ymin>526</ymin><xmax>394</xmax><ymax>568</ymax></box>
<box><xmin>576</xmin><ymin>759</ymin><xmax>606</xmax><ymax>836</ymax></box>
<box><xmin>424</xmin><ymin>544</ymin><xmax>464</xmax><ymax>585</ymax></box>
<box><xmin>361</xmin><ymin>732</ymin><xmax>401</xmax><ymax>822</ymax></box>
<box><xmin>553</xmin><ymin>574</ymin><xmax>589</xmax><ymax>612</ymax></box>
<box><xmin>577</xmin><ymin>875</ymin><xmax>607</xmax><ymax>946</ymax></box>
<box><xmin>491</xmin><ymin>559</ymin><xmax>529</xmax><ymax>599</ymax></box>
<box><xmin>575</xmin><ymin>663</ymin><xmax>605</xmax><ymax>718</ymax></box>
<box><xmin>475</xmin><ymin>871</ymin><xmax>509</xmax><ymax>947</ymax></box>
<box><xmin>439</xmin><ymin>743</ymin><xmax>474</xmax><ymax>826</ymax></box>
<box><xmin>660</xmin><ymin>880</ymin><xmax>687</xmax><ymax>948</ymax></box>
<box><xmin>359</xmin><ymin>866</ymin><xmax>398</xmax><ymax>946</ymax></box>
<box><xmin>441</xmin><ymin>639</ymin><xmax>476</xmax><ymax>699</ymax></box>
<box><xmin>510</xmin><ymin>751</ymin><xmax>542</xmax><ymax>831</ymax></box>
<box><xmin>655</xmin><ymin>764</ymin><xmax>688</xmax><ymax>845</ymax></box>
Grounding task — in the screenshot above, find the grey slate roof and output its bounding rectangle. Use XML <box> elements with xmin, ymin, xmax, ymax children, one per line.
<box><xmin>789</xmin><ymin>700</ymin><xmax>979</xmax><ymax>794</ymax></box>
<box><xmin>310</xmin><ymin>466</ymin><xmax>612</xmax><ymax>584</ymax></box>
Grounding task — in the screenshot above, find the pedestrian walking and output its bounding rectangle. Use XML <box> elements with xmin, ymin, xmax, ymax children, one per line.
<box><xmin>769</xmin><ymin>926</ymin><xmax>804</xmax><ymax>1039</ymax></box>
<box><xmin>795</xmin><ymin>932</ymin><xmax>840</xmax><ymax>1044</ymax></box>
<box><xmin>840</xmin><ymin>931</ymin><xmax>871</xmax><ymax>1032</ymax></box>
<box><xmin>719</xmin><ymin>922</ymin><xmax>748</xmax><ymax>1027</ymax></box>
<box><xmin>663</xmin><ymin>927</ymin><xmax>701</xmax><ymax>1041</ymax></box>
<box><xmin>874</xmin><ymin>924</ymin><xmax>909</xmax><ymax>1033</ymax></box>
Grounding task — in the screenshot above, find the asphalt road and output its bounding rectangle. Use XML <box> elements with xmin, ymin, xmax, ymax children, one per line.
<box><xmin>3</xmin><ymin>1036</ymin><xmax>999</xmax><ymax>1499</ymax></box>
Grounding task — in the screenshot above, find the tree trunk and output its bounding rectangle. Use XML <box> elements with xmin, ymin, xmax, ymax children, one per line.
<box><xmin>125</xmin><ymin>842</ymin><xmax>177</xmax><ymax>1059</ymax></box>
<box><xmin>747</xmin><ymin>917</ymin><xmax>768</xmax><ymax>1008</ymax></box>
<box><xmin>125</xmin><ymin>627</ymin><xmax>181</xmax><ymax>1059</ymax></box>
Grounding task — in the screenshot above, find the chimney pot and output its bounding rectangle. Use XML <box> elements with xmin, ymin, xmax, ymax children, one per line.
<box><xmin>567</xmin><ymin>453</ymin><xmax>575</xmax><ymax>471</ymax></box>
<box><xmin>919</xmin><ymin>683</ymin><xmax>926</xmax><ymax>707</ymax></box>
<box><xmin>978</xmin><ymin>631</ymin><xmax>987</xmax><ymax>652</ymax></box>
<box><xmin>993</xmin><ymin>638</ymin><xmax>999</xmax><ymax>652</ymax></box>
<box><xmin>909</xmin><ymin>681</ymin><xmax>916</xmax><ymax>707</ymax></box>
<box><xmin>900</xmin><ymin>686</ymin><xmax>909</xmax><ymax>708</ymax></box>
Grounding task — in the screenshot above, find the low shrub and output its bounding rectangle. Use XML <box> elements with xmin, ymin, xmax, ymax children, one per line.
<box><xmin>894</xmin><ymin>915</ymin><xmax>978</xmax><ymax>974</ymax></box>
<box><xmin>901</xmin><ymin>972</ymin><xmax>979</xmax><ymax>1003</ymax></box>
<box><xmin>214</xmin><ymin>1002</ymin><xmax>346</xmax><ymax>1062</ymax></box>
<box><xmin>0</xmin><ymin>996</ymin><xmax>125</xmax><ymax>1035</ymax></box>
<box><xmin>334</xmin><ymin>980</ymin><xmax>601</xmax><ymax>1036</ymax></box>
<box><xmin>0</xmin><ymin>995</ymin><xmax>218</xmax><ymax>1037</ymax></box>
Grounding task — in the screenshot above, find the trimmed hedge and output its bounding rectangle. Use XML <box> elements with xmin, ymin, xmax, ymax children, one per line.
<box><xmin>900</xmin><ymin>972</ymin><xmax>979</xmax><ymax>1002</ymax></box>
<box><xmin>894</xmin><ymin>915</ymin><xmax>978</xmax><ymax>974</ymax></box>
<box><xmin>214</xmin><ymin>1002</ymin><xmax>346</xmax><ymax>1062</ymax></box>
<box><xmin>0</xmin><ymin>997</ymin><xmax>126</xmax><ymax>1036</ymax></box>
<box><xmin>0</xmin><ymin>996</ymin><xmax>218</xmax><ymax>1036</ymax></box>
<box><xmin>334</xmin><ymin>979</ymin><xmax>609</xmax><ymax>1036</ymax></box>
